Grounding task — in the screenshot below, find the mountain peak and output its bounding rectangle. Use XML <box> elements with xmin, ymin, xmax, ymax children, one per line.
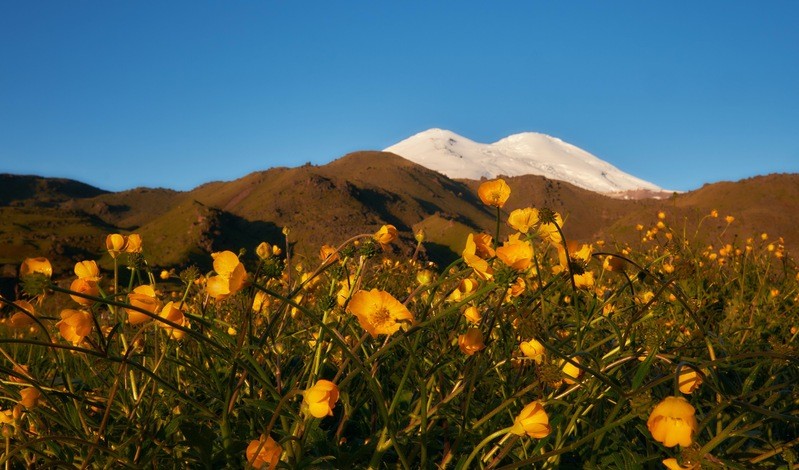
<box><xmin>385</xmin><ymin>128</ymin><xmax>663</xmax><ymax>195</ymax></box>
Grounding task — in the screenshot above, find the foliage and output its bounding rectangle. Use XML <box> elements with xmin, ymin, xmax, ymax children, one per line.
<box><xmin>1</xmin><ymin>180</ymin><xmax>797</xmax><ymax>469</ymax></box>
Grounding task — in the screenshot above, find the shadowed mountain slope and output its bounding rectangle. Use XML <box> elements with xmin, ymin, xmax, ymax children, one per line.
<box><xmin>1</xmin><ymin>155</ymin><xmax>796</xmax><ymax>276</ymax></box>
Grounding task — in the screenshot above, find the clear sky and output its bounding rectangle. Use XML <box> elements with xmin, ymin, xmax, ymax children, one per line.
<box><xmin>1</xmin><ymin>1</ymin><xmax>797</xmax><ymax>192</ymax></box>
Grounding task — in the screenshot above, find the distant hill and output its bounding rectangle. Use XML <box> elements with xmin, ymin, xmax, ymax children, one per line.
<box><xmin>0</xmin><ymin>155</ymin><xmax>796</xmax><ymax>276</ymax></box>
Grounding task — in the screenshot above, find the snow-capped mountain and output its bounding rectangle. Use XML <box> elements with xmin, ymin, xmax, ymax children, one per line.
<box><xmin>384</xmin><ymin>128</ymin><xmax>664</xmax><ymax>195</ymax></box>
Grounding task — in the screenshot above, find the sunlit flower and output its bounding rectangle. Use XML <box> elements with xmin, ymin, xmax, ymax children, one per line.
<box><xmin>106</xmin><ymin>234</ymin><xmax>127</xmax><ymax>258</ymax></box>
<box><xmin>662</xmin><ymin>458</ymin><xmax>696</xmax><ymax>470</ymax></box>
<box><xmin>303</xmin><ymin>379</ymin><xmax>340</xmax><ymax>418</ymax></box>
<box><xmin>57</xmin><ymin>309</ymin><xmax>93</xmax><ymax>345</ymax></box>
<box><xmin>159</xmin><ymin>301</ymin><xmax>188</xmax><ymax>340</ymax></box>
<box><xmin>538</xmin><ymin>213</ymin><xmax>564</xmax><ymax>244</ymax></box>
<box><xmin>416</xmin><ymin>269</ymin><xmax>434</xmax><ymax>286</ymax></box>
<box><xmin>373</xmin><ymin>224</ymin><xmax>398</xmax><ymax>249</ymax></box>
<box><xmin>573</xmin><ymin>271</ymin><xmax>595</xmax><ymax>289</ymax></box>
<box><xmin>126</xmin><ymin>285</ymin><xmax>161</xmax><ymax>325</ymax></box>
<box><xmin>520</xmin><ymin>339</ymin><xmax>545</xmax><ymax>364</ymax></box>
<box><xmin>510</xmin><ymin>401</ymin><xmax>551</xmax><ymax>438</ymax></box>
<box><xmin>462</xmin><ymin>306</ymin><xmax>482</xmax><ymax>324</ymax></box>
<box><xmin>463</xmin><ymin>234</ymin><xmax>493</xmax><ymax>280</ymax></box>
<box><xmin>319</xmin><ymin>244</ymin><xmax>339</xmax><ymax>264</ymax></box>
<box><xmin>458</xmin><ymin>328</ymin><xmax>485</xmax><ymax>355</ymax></box>
<box><xmin>508</xmin><ymin>207</ymin><xmax>540</xmax><ymax>233</ymax></box>
<box><xmin>159</xmin><ymin>269</ymin><xmax>170</xmax><ymax>280</ymax></box>
<box><xmin>560</xmin><ymin>357</ymin><xmax>583</xmax><ymax>385</ymax></box>
<box><xmin>9</xmin><ymin>300</ymin><xmax>36</xmax><ymax>328</ymax></box>
<box><xmin>346</xmin><ymin>289</ymin><xmax>414</xmax><ymax>338</ymax></box>
<box><xmin>725</xmin><ymin>215</ymin><xmax>735</xmax><ymax>224</ymax></box>
<box><xmin>125</xmin><ymin>234</ymin><xmax>143</xmax><ymax>253</ymax></box>
<box><xmin>74</xmin><ymin>260</ymin><xmax>101</xmax><ymax>281</ymax></box>
<box><xmin>256</xmin><ymin>242</ymin><xmax>274</xmax><ymax>260</ymax></box>
<box><xmin>19</xmin><ymin>387</ymin><xmax>40</xmax><ymax>409</ymax></box>
<box><xmin>19</xmin><ymin>257</ymin><xmax>52</xmax><ymax>278</ymax></box>
<box><xmin>496</xmin><ymin>233</ymin><xmax>533</xmax><ymax>271</ymax></box>
<box><xmin>69</xmin><ymin>278</ymin><xmax>100</xmax><ymax>306</ymax></box>
<box><xmin>246</xmin><ymin>434</ymin><xmax>282</xmax><ymax>470</ymax></box>
<box><xmin>470</xmin><ymin>233</ymin><xmax>495</xmax><ymax>259</ymax></box>
<box><xmin>506</xmin><ymin>277</ymin><xmax>526</xmax><ymax>297</ymax></box>
<box><xmin>709</xmin><ymin>209</ymin><xmax>718</xmax><ymax>218</ymax></box>
<box><xmin>647</xmin><ymin>396</ymin><xmax>697</xmax><ymax>447</ymax></box>
<box><xmin>252</xmin><ymin>290</ymin><xmax>270</xmax><ymax>313</ymax></box>
<box><xmin>478</xmin><ymin>178</ymin><xmax>511</xmax><ymax>208</ymax></box>
<box><xmin>207</xmin><ymin>251</ymin><xmax>248</xmax><ymax>300</ymax></box>
<box><xmin>678</xmin><ymin>367</ymin><xmax>703</xmax><ymax>394</ymax></box>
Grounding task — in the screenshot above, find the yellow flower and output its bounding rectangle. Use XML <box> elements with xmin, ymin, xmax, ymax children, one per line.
<box><xmin>159</xmin><ymin>269</ymin><xmax>170</xmax><ymax>280</ymax></box>
<box><xmin>106</xmin><ymin>233</ymin><xmax>127</xmax><ymax>258</ymax></box>
<box><xmin>496</xmin><ymin>233</ymin><xmax>533</xmax><ymax>271</ymax></box>
<box><xmin>126</xmin><ymin>285</ymin><xmax>161</xmax><ymax>325</ymax></box>
<box><xmin>19</xmin><ymin>257</ymin><xmax>52</xmax><ymax>278</ymax></box>
<box><xmin>709</xmin><ymin>209</ymin><xmax>718</xmax><ymax>218</ymax></box>
<box><xmin>9</xmin><ymin>300</ymin><xmax>36</xmax><ymax>328</ymax></box>
<box><xmin>69</xmin><ymin>278</ymin><xmax>100</xmax><ymax>306</ymax></box>
<box><xmin>207</xmin><ymin>251</ymin><xmax>248</xmax><ymax>300</ymax></box>
<box><xmin>346</xmin><ymin>289</ymin><xmax>414</xmax><ymax>338</ymax></box>
<box><xmin>678</xmin><ymin>367</ymin><xmax>703</xmax><ymax>394</ymax></box>
<box><xmin>520</xmin><ymin>339</ymin><xmax>545</xmax><ymax>364</ymax></box>
<box><xmin>246</xmin><ymin>434</ymin><xmax>282</xmax><ymax>470</ymax></box>
<box><xmin>373</xmin><ymin>224</ymin><xmax>398</xmax><ymax>249</ymax></box>
<box><xmin>74</xmin><ymin>260</ymin><xmax>101</xmax><ymax>281</ymax></box>
<box><xmin>458</xmin><ymin>328</ymin><xmax>485</xmax><ymax>355</ymax></box>
<box><xmin>319</xmin><ymin>244</ymin><xmax>339</xmax><ymax>263</ymax></box>
<box><xmin>462</xmin><ymin>306</ymin><xmax>482</xmax><ymax>324</ymax></box>
<box><xmin>57</xmin><ymin>309</ymin><xmax>93</xmax><ymax>345</ymax></box>
<box><xmin>725</xmin><ymin>215</ymin><xmax>735</xmax><ymax>224</ymax></box>
<box><xmin>560</xmin><ymin>357</ymin><xmax>583</xmax><ymax>385</ymax></box>
<box><xmin>510</xmin><ymin>401</ymin><xmax>551</xmax><ymax>438</ymax></box>
<box><xmin>256</xmin><ymin>242</ymin><xmax>274</xmax><ymax>260</ymax></box>
<box><xmin>252</xmin><ymin>290</ymin><xmax>270</xmax><ymax>313</ymax></box>
<box><xmin>647</xmin><ymin>396</ymin><xmax>697</xmax><ymax>447</ymax></box>
<box><xmin>122</xmin><ymin>234</ymin><xmax>142</xmax><ymax>253</ymax></box>
<box><xmin>573</xmin><ymin>271</ymin><xmax>595</xmax><ymax>289</ymax></box>
<box><xmin>662</xmin><ymin>458</ymin><xmax>696</xmax><ymax>470</ymax></box>
<box><xmin>159</xmin><ymin>301</ymin><xmax>188</xmax><ymax>340</ymax></box>
<box><xmin>463</xmin><ymin>234</ymin><xmax>493</xmax><ymax>281</ymax></box>
<box><xmin>538</xmin><ymin>213</ymin><xmax>564</xmax><ymax>244</ymax></box>
<box><xmin>478</xmin><ymin>179</ymin><xmax>511</xmax><ymax>208</ymax></box>
<box><xmin>19</xmin><ymin>387</ymin><xmax>41</xmax><ymax>409</ymax></box>
<box><xmin>303</xmin><ymin>379</ymin><xmax>340</xmax><ymax>418</ymax></box>
<box><xmin>508</xmin><ymin>207</ymin><xmax>540</xmax><ymax>233</ymax></box>
<box><xmin>472</xmin><ymin>233</ymin><xmax>496</xmax><ymax>258</ymax></box>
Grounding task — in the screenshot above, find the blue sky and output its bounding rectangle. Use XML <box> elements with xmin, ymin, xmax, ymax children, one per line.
<box><xmin>1</xmin><ymin>1</ymin><xmax>797</xmax><ymax>192</ymax></box>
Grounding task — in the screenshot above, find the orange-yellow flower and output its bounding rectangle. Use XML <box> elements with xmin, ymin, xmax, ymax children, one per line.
<box><xmin>319</xmin><ymin>244</ymin><xmax>339</xmax><ymax>264</ymax></box>
<box><xmin>159</xmin><ymin>301</ymin><xmax>188</xmax><ymax>340</ymax></box>
<box><xmin>74</xmin><ymin>260</ymin><xmax>101</xmax><ymax>281</ymax></box>
<box><xmin>647</xmin><ymin>396</ymin><xmax>697</xmax><ymax>447</ymax></box>
<box><xmin>125</xmin><ymin>234</ymin><xmax>142</xmax><ymax>253</ymax></box>
<box><xmin>126</xmin><ymin>285</ymin><xmax>161</xmax><ymax>325</ymax></box>
<box><xmin>472</xmin><ymin>233</ymin><xmax>496</xmax><ymax>259</ymax></box>
<box><xmin>373</xmin><ymin>224</ymin><xmax>399</xmax><ymax>249</ymax></box>
<box><xmin>19</xmin><ymin>257</ymin><xmax>52</xmax><ymax>278</ymax></box>
<box><xmin>462</xmin><ymin>306</ymin><xmax>482</xmax><ymax>324</ymax></box>
<box><xmin>106</xmin><ymin>233</ymin><xmax>127</xmax><ymax>258</ymax></box>
<box><xmin>662</xmin><ymin>458</ymin><xmax>696</xmax><ymax>470</ymax></box>
<box><xmin>447</xmin><ymin>278</ymin><xmax>478</xmax><ymax>302</ymax></box>
<box><xmin>346</xmin><ymin>289</ymin><xmax>414</xmax><ymax>338</ymax></box>
<box><xmin>207</xmin><ymin>251</ymin><xmax>248</xmax><ymax>300</ymax></box>
<box><xmin>246</xmin><ymin>434</ymin><xmax>282</xmax><ymax>470</ymax></box>
<box><xmin>19</xmin><ymin>387</ymin><xmax>40</xmax><ymax>409</ymax></box>
<box><xmin>463</xmin><ymin>234</ymin><xmax>493</xmax><ymax>280</ymax></box>
<box><xmin>510</xmin><ymin>401</ymin><xmax>551</xmax><ymax>438</ymax></box>
<box><xmin>69</xmin><ymin>278</ymin><xmax>100</xmax><ymax>306</ymax></box>
<box><xmin>508</xmin><ymin>207</ymin><xmax>540</xmax><ymax>233</ymax></box>
<box><xmin>520</xmin><ymin>339</ymin><xmax>545</xmax><ymax>364</ymax></box>
<box><xmin>678</xmin><ymin>367</ymin><xmax>703</xmax><ymax>394</ymax></box>
<box><xmin>478</xmin><ymin>179</ymin><xmax>511</xmax><ymax>208</ymax></box>
<box><xmin>57</xmin><ymin>309</ymin><xmax>93</xmax><ymax>345</ymax></box>
<box><xmin>560</xmin><ymin>357</ymin><xmax>583</xmax><ymax>385</ymax></box>
<box><xmin>496</xmin><ymin>233</ymin><xmax>533</xmax><ymax>271</ymax></box>
<box><xmin>458</xmin><ymin>328</ymin><xmax>485</xmax><ymax>355</ymax></box>
<box><xmin>8</xmin><ymin>300</ymin><xmax>36</xmax><ymax>328</ymax></box>
<box><xmin>303</xmin><ymin>379</ymin><xmax>340</xmax><ymax>418</ymax></box>
<box><xmin>537</xmin><ymin>212</ymin><xmax>564</xmax><ymax>244</ymax></box>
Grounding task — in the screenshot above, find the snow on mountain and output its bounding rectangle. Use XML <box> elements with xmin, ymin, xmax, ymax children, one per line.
<box><xmin>384</xmin><ymin>128</ymin><xmax>664</xmax><ymax>195</ymax></box>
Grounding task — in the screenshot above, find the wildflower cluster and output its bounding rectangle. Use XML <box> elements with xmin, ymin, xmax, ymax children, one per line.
<box><xmin>0</xmin><ymin>184</ymin><xmax>796</xmax><ymax>468</ymax></box>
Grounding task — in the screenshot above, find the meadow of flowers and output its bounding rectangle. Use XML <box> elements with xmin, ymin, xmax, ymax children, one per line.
<box><xmin>1</xmin><ymin>179</ymin><xmax>797</xmax><ymax>469</ymax></box>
